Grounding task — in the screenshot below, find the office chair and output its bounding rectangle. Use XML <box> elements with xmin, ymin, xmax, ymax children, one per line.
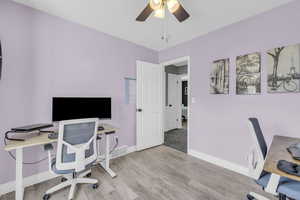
<box><xmin>247</xmin><ymin>118</ymin><xmax>300</xmax><ymax>200</ymax></box>
<box><xmin>43</xmin><ymin>118</ymin><xmax>99</xmax><ymax>200</ymax></box>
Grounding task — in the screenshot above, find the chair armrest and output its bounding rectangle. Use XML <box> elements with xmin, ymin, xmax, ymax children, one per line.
<box><xmin>44</xmin><ymin>144</ymin><xmax>54</xmax><ymax>151</ymax></box>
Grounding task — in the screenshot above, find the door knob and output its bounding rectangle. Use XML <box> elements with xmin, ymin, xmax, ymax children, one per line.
<box><xmin>137</xmin><ymin>108</ymin><xmax>143</xmax><ymax>112</ymax></box>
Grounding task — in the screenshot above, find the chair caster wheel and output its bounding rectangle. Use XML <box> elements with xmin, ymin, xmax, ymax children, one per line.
<box><xmin>86</xmin><ymin>173</ymin><xmax>92</xmax><ymax>177</ymax></box>
<box><xmin>43</xmin><ymin>194</ymin><xmax>51</xmax><ymax>200</ymax></box>
<box><xmin>92</xmin><ymin>183</ymin><xmax>99</xmax><ymax>189</ymax></box>
<box><xmin>61</xmin><ymin>177</ymin><xmax>67</xmax><ymax>182</ymax></box>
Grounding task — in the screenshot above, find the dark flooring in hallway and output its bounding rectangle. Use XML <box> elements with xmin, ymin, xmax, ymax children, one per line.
<box><xmin>164</xmin><ymin>121</ymin><xmax>187</xmax><ymax>153</ymax></box>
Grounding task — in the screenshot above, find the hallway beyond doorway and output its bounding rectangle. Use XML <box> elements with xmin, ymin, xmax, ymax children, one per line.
<box><xmin>164</xmin><ymin>121</ymin><xmax>187</xmax><ymax>153</ymax></box>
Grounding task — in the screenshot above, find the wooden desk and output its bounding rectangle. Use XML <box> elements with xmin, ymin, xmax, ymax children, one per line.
<box><xmin>4</xmin><ymin>123</ymin><xmax>116</xmax><ymax>151</ymax></box>
<box><xmin>263</xmin><ymin>135</ymin><xmax>300</xmax><ymax>194</ymax></box>
<box><xmin>4</xmin><ymin>123</ymin><xmax>118</xmax><ymax>200</ymax></box>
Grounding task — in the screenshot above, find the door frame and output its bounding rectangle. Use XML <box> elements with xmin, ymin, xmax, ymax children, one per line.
<box><xmin>165</xmin><ymin>73</ymin><xmax>182</xmax><ymax>131</ymax></box>
<box><xmin>161</xmin><ymin>56</ymin><xmax>190</xmax><ymax>153</ymax></box>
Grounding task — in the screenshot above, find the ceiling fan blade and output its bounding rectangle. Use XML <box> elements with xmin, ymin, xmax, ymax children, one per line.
<box><xmin>172</xmin><ymin>4</ymin><xmax>190</xmax><ymax>22</ymax></box>
<box><xmin>136</xmin><ymin>3</ymin><xmax>153</xmax><ymax>22</ymax></box>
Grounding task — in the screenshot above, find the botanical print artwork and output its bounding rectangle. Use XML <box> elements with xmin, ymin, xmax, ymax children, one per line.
<box><xmin>210</xmin><ymin>59</ymin><xmax>229</xmax><ymax>94</ymax></box>
<box><xmin>236</xmin><ymin>53</ymin><xmax>261</xmax><ymax>95</ymax></box>
<box><xmin>267</xmin><ymin>44</ymin><xmax>300</xmax><ymax>93</ymax></box>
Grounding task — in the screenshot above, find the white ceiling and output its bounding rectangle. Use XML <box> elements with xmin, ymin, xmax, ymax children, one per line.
<box><xmin>12</xmin><ymin>0</ymin><xmax>294</xmax><ymax>51</ymax></box>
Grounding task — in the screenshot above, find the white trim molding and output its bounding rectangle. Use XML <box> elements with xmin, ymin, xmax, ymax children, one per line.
<box><xmin>161</xmin><ymin>56</ymin><xmax>191</xmax><ymax>153</ymax></box>
<box><xmin>0</xmin><ymin>171</ymin><xmax>59</xmax><ymax>196</ymax></box>
<box><xmin>0</xmin><ymin>145</ymin><xmax>137</xmax><ymax>196</ymax></box>
<box><xmin>126</xmin><ymin>146</ymin><xmax>137</xmax><ymax>154</ymax></box>
<box><xmin>188</xmin><ymin>149</ymin><xmax>250</xmax><ymax>177</ymax></box>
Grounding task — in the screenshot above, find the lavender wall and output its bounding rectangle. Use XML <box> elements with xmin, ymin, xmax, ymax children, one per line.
<box><xmin>1</xmin><ymin>0</ymin><xmax>299</xmax><ymax>187</ymax></box>
<box><xmin>159</xmin><ymin>0</ymin><xmax>300</xmax><ymax>168</ymax></box>
<box><xmin>0</xmin><ymin>0</ymin><xmax>158</xmax><ymax>184</ymax></box>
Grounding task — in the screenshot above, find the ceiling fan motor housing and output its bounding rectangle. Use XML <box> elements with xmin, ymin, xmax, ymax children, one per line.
<box><xmin>136</xmin><ymin>0</ymin><xmax>190</xmax><ymax>23</ymax></box>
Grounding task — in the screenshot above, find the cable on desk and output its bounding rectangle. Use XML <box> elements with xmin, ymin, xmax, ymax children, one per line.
<box><xmin>4</xmin><ymin>131</ymin><xmax>50</xmax><ymax>165</ymax></box>
<box><xmin>110</xmin><ymin>136</ymin><xmax>119</xmax><ymax>154</ymax></box>
<box><xmin>94</xmin><ymin>135</ymin><xmax>119</xmax><ymax>163</ymax></box>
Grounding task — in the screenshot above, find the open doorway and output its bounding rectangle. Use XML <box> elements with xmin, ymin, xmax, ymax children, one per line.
<box><xmin>162</xmin><ymin>57</ymin><xmax>189</xmax><ymax>153</ymax></box>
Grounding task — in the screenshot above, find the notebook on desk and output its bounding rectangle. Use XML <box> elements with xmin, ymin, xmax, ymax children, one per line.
<box><xmin>287</xmin><ymin>143</ymin><xmax>300</xmax><ymax>160</ymax></box>
<box><xmin>6</xmin><ymin>123</ymin><xmax>54</xmax><ymax>141</ymax></box>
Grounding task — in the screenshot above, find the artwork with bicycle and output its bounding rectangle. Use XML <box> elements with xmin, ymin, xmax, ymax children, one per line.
<box><xmin>267</xmin><ymin>44</ymin><xmax>300</xmax><ymax>93</ymax></box>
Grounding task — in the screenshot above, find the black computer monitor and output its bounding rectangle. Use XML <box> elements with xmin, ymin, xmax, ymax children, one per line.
<box><xmin>52</xmin><ymin>97</ymin><xmax>111</xmax><ymax>121</ymax></box>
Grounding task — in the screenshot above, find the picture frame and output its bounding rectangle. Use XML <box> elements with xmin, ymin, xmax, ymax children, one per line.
<box><xmin>210</xmin><ymin>58</ymin><xmax>229</xmax><ymax>94</ymax></box>
<box><xmin>0</xmin><ymin>41</ymin><xmax>2</xmax><ymax>80</ymax></box>
<box><xmin>236</xmin><ymin>52</ymin><xmax>261</xmax><ymax>95</ymax></box>
<box><xmin>267</xmin><ymin>44</ymin><xmax>300</xmax><ymax>93</ymax></box>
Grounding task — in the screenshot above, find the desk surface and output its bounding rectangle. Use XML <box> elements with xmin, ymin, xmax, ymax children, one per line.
<box><xmin>4</xmin><ymin>124</ymin><xmax>117</xmax><ymax>151</ymax></box>
<box><xmin>264</xmin><ymin>135</ymin><xmax>300</xmax><ymax>182</ymax></box>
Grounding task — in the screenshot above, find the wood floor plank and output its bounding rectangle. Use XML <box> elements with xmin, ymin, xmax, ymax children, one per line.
<box><xmin>1</xmin><ymin>145</ymin><xmax>276</xmax><ymax>200</ymax></box>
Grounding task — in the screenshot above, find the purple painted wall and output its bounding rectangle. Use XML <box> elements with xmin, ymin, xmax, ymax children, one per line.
<box><xmin>159</xmin><ymin>1</ymin><xmax>300</xmax><ymax>168</ymax></box>
<box><xmin>1</xmin><ymin>0</ymin><xmax>300</xmax><ymax>186</ymax></box>
<box><xmin>0</xmin><ymin>0</ymin><xmax>158</xmax><ymax>184</ymax></box>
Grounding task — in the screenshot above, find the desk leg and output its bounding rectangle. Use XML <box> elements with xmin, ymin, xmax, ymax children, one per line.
<box><xmin>265</xmin><ymin>174</ymin><xmax>280</xmax><ymax>195</ymax></box>
<box><xmin>15</xmin><ymin>148</ymin><xmax>24</xmax><ymax>200</ymax></box>
<box><xmin>100</xmin><ymin>134</ymin><xmax>117</xmax><ymax>178</ymax></box>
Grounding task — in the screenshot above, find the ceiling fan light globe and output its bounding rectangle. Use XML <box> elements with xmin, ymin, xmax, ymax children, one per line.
<box><xmin>167</xmin><ymin>0</ymin><xmax>180</xmax><ymax>13</ymax></box>
<box><xmin>150</xmin><ymin>0</ymin><xmax>163</xmax><ymax>10</ymax></box>
<box><xmin>154</xmin><ymin>7</ymin><xmax>165</xmax><ymax>18</ymax></box>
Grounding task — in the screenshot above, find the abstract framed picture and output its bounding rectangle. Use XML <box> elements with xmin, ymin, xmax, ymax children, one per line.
<box><xmin>0</xmin><ymin>41</ymin><xmax>2</xmax><ymax>80</ymax></box>
<box><xmin>210</xmin><ymin>58</ymin><xmax>229</xmax><ymax>94</ymax></box>
<box><xmin>236</xmin><ymin>52</ymin><xmax>261</xmax><ymax>95</ymax></box>
<box><xmin>267</xmin><ymin>44</ymin><xmax>300</xmax><ymax>93</ymax></box>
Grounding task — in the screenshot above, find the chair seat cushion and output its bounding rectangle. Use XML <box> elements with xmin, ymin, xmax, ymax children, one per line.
<box><xmin>255</xmin><ymin>172</ymin><xmax>290</xmax><ymax>188</ymax></box>
<box><xmin>256</xmin><ymin>172</ymin><xmax>300</xmax><ymax>200</ymax></box>
<box><xmin>51</xmin><ymin>159</ymin><xmax>75</xmax><ymax>174</ymax></box>
<box><xmin>279</xmin><ymin>180</ymin><xmax>300</xmax><ymax>200</ymax></box>
<box><xmin>51</xmin><ymin>158</ymin><xmax>95</xmax><ymax>175</ymax></box>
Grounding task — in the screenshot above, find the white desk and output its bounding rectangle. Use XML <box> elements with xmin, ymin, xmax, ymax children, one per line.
<box><xmin>4</xmin><ymin>123</ymin><xmax>118</xmax><ymax>200</ymax></box>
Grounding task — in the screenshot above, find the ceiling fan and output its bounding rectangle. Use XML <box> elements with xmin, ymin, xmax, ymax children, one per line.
<box><xmin>136</xmin><ymin>0</ymin><xmax>190</xmax><ymax>23</ymax></box>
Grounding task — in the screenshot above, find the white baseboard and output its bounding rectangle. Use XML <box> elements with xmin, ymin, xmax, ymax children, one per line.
<box><xmin>126</xmin><ymin>145</ymin><xmax>137</xmax><ymax>154</ymax></box>
<box><xmin>0</xmin><ymin>145</ymin><xmax>137</xmax><ymax>196</ymax></box>
<box><xmin>188</xmin><ymin>149</ymin><xmax>250</xmax><ymax>177</ymax></box>
<box><xmin>110</xmin><ymin>145</ymin><xmax>136</xmax><ymax>159</ymax></box>
<box><xmin>0</xmin><ymin>171</ymin><xmax>59</xmax><ymax>196</ymax></box>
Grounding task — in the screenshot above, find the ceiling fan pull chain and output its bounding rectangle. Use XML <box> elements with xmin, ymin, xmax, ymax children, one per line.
<box><xmin>161</xmin><ymin>12</ymin><xmax>170</xmax><ymax>44</ymax></box>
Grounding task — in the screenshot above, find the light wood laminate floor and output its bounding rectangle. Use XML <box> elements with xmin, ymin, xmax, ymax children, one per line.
<box><xmin>1</xmin><ymin>145</ymin><xmax>276</xmax><ymax>200</ymax></box>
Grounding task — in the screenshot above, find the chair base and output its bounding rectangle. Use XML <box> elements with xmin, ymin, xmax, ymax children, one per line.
<box><xmin>247</xmin><ymin>192</ymin><xmax>297</xmax><ymax>200</ymax></box>
<box><xmin>247</xmin><ymin>192</ymin><xmax>270</xmax><ymax>200</ymax></box>
<box><xmin>44</xmin><ymin>170</ymin><xmax>98</xmax><ymax>200</ymax></box>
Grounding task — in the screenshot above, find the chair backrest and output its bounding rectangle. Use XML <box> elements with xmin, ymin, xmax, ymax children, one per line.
<box><xmin>56</xmin><ymin>118</ymin><xmax>98</xmax><ymax>172</ymax></box>
<box><xmin>248</xmin><ymin>118</ymin><xmax>268</xmax><ymax>179</ymax></box>
<box><xmin>249</xmin><ymin>118</ymin><xmax>268</xmax><ymax>159</ymax></box>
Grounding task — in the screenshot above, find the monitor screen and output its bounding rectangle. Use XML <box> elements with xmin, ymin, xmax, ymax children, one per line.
<box><xmin>52</xmin><ymin>97</ymin><xmax>111</xmax><ymax>121</ymax></box>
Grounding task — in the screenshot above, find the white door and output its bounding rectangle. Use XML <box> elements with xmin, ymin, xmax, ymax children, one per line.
<box><xmin>165</xmin><ymin>74</ymin><xmax>182</xmax><ymax>131</ymax></box>
<box><xmin>136</xmin><ymin>61</ymin><xmax>164</xmax><ymax>151</ymax></box>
